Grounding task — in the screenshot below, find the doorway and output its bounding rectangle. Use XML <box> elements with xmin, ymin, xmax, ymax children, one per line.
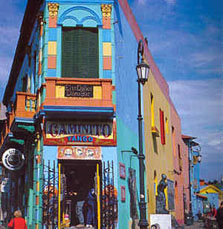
<box><xmin>60</xmin><ymin>160</ymin><xmax>101</xmax><ymax>227</ymax></box>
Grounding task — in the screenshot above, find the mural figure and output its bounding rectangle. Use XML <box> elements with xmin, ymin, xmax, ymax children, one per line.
<box><xmin>156</xmin><ymin>174</ymin><xmax>169</xmax><ymax>214</ymax></box>
<box><xmin>128</xmin><ymin>168</ymin><xmax>138</xmax><ymax>229</ymax></box>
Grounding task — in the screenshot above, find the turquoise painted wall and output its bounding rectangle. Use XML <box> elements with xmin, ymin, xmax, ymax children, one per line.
<box><xmin>114</xmin><ymin>2</ymin><xmax>147</xmax><ymax>228</ymax></box>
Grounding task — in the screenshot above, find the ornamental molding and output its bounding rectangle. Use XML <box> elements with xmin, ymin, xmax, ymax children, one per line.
<box><xmin>101</xmin><ymin>4</ymin><xmax>112</xmax><ymax>17</ymax></box>
<box><xmin>48</xmin><ymin>3</ymin><xmax>59</xmax><ymax>18</ymax></box>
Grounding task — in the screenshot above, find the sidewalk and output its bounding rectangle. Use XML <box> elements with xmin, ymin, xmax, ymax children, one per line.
<box><xmin>184</xmin><ymin>220</ymin><xmax>205</xmax><ymax>229</ymax></box>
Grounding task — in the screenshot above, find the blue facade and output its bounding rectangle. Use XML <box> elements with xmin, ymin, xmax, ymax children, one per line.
<box><xmin>183</xmin><ymin>136</ymin><xmax>203</xmax><ymax>221</ymax></box>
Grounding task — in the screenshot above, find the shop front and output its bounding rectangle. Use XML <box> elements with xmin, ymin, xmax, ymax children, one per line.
<box><xmin>41</xmin><ymin>116</ymin><xmax>117</xmax><ymax>228</ymax></box>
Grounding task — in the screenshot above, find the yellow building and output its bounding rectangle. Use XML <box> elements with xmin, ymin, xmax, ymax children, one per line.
<box><xmin>143</xmin><ymin>68</ymin><xmax>175</xmax><ymax>217</ymax></box>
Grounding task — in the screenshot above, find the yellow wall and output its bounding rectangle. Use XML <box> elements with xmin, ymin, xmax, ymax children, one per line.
<box><xmin>143</xmin><ymin>72</ymin><xmax>175</xmax><ymax>217</ymax></box>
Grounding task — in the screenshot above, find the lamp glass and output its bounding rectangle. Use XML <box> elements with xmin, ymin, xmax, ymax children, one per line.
<box><xmin>136</xmin><ymin>61</ymin><xmax>150</xmax><ymax>84</ymax></box>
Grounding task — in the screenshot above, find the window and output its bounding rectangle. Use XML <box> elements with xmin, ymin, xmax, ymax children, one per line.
<box><xmin>172</xmin><ymin>126</ymin><xmax>176</xmax><ymax>156</ymax></box>
<box><xmin>178</xmin><ymin>144</ymin><xmax>182</xmax><ymax>171</ymax></box>
<box><xmin>62</xmin><ymin>27</ymin><xmax>99</xmax><ymax>78</ymax></box>
<box><xmin>159</xmin><ymin>109</ymin><xmax>165</xmax><ymax>145</ymax></box>
<box><xmin>22</xmin><ymin>75</ymin><xmax>28</xmax><ymax>92</ymax></box>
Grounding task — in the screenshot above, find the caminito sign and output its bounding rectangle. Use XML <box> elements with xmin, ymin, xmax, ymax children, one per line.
<box><xmin>44</xmin><ymin>120</ymin><xmax>117</xmax><ymax>146</ymax></box>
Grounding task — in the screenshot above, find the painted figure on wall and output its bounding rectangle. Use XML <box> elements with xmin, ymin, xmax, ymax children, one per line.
<box><xmin>128</xmin><ymin>168</ymin><xmax>138</xmax><ymax>228</ymax></box>
<box><xmin>156</xmin><ymin>174</ymin><xmax>169</xmax><ymax>214</ymax></box>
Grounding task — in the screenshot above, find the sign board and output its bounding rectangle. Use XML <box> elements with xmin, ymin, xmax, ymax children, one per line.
<box><xmin>150</xmin><ymin>214</ymin><xmax>171</xmax><ymax>229</ymax></box>
<box><xmin>65</xmin><ymin>84</ymin><xmax>93</xmax><ymax>98</ymax></box>
<box><xmin>2</xmin><ymin>148</ymin><xmax>25</xmax><ymax>171</ymax></box>
<box><xmin>44</xmin><ymin>120</ymin><xmax>117</xmax><ymax>146</ymax></box>
<box><xmin>58</xmin><ymin>146</ymin><xmax>101</xmax><ymax>160</ymax></box>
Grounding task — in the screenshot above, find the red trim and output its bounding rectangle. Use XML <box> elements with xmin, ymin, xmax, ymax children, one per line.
<box><xmin>119</xmin><ymin>163</ymin><xmax>126</xmax><ymax>179</ymax></box>
<box><xmin>121</xmin><ymin>186</ymin><xmax>126</xmax><ymax>202</ymax></box>
<box><xmin>160</xmin><ymin>109</ymin><xmax>165</xmax><ymax>145</ymax></box>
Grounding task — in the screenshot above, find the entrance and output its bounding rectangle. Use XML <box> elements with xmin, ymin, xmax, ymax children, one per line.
<box><xmin>42</xmin><ymin>160</ymin><xmax>117</xmax><ymax>228</ymax></box>
<box><xmin>60</xmin><ymin>160</ymin><xmax>101</xmax><ymax>228</ymax></box>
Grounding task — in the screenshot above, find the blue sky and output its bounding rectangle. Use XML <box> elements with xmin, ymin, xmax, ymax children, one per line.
<box><xmin>0</xmin><ymin>0</ymin><xmax>222</xmax><ymax>180</ymax></box>
<box><xmin>129</xmin><ymin>0</ymin><xmax>223</xmax><ymax>181</ymax></box>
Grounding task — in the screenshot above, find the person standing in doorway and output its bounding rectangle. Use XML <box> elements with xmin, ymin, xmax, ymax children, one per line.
<box><xmin>75</xmin><ymin>183</ymin><xmax>87</xmax><ymax>228</ymax></box>
<box><xmin>86</xmin><ymin>188</ymin><xmax>97</xmax><ymax>228</ymax></box>
<box><xmin>216</xmin><ymin>201</ymin><xmax>223</xmax><ymax>229</ymax></box>
<box><xmin>8</xmin><ymin>210</ymin><xmax>27</xmax><ymax>229</ymax></box>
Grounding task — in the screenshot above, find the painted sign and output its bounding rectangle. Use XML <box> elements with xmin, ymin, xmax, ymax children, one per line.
<box><xmin>65</xmin><ymin>84</ymin><xmax>93</xmax><ymax>97</ymax></box>
<box><xmin>2</xmin><ymin>148</ymin><xmax>25</xmax><ymax>171</ymax></box>
<box><xmin>44</xmin><ymin>120</ymin><xmax>116</xmax><ymax>146</ymax></box>
<box><xmin>58</xmin><ymin>146</ymin><xmax>101</xmax><ymax>160</ymax></box>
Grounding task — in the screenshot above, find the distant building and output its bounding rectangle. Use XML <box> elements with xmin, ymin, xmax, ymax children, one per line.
<box><xmin>200</xmin><ymin>184</ymin><xmax>223</xmax><ymax>209</ymax></box>
<box><xmin>182</xmin><ymin>135</ymin><xmax>204</xmax><ymax>221</ymax></box>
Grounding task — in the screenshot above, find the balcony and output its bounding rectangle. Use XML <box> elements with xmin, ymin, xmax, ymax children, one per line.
<box><xmin>41</xmin><ymin>78</ymin><xmax>115</xmax><ymax>118</ymax></box>
<box><xmin>14</xmin><ymin>92</ymin><xmax>36</xmax><ymax>119</ymax></box>
<box><xmin>0</xmin><ymin>92</ymin><xmax>36</xmax><ymax>154</ymax></box>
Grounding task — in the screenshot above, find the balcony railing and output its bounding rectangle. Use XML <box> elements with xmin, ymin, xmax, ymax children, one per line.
<box><xmin>43</xmin><ymin>77</ymin><xmax>115</xmax><ymax>110</ymax></box>
<box><xmin>14</xmin><ymin>92</ymin><xmax>37</xmax><ymax>119</ymax></box>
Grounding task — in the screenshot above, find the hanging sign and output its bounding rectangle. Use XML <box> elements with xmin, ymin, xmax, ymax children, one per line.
<box><xmin>44</xmin><ymin>120</ymin><xmax>117</xmax><ymax>146</ymax></box>
<box><xmin>58</xmin><ymin>146</ymin><xmax>101</xmax><ymax>160</ymax></box>
<box><xmin>2</xmin><ymin>148</ymin><xmax>25</xmax><ymax>171</ymax></box>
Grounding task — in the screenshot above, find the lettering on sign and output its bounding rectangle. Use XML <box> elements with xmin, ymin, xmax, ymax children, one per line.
<box><xmin>44</xmin><ymin>120</ymin><xmax>117</xmax><ymax>146</ymax></box>
<box><xmin>65</xmin><ymin>84</ymin><xmax>93</xmax><ymax>97</ymax></box>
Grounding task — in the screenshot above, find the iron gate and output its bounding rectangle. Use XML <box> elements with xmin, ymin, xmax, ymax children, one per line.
<box><xmin>102</xmin><ymin>161</ymin><xmax>118</xmax><ymax>228</ymax></box>
<box><xmin>42</xmin><ymin>160</ymin><xmax>58</xmax><ymax>228</ymax></box>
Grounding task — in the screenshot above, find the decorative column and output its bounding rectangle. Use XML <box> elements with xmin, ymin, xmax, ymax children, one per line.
<box><xmin>33</xmin><ymin>132</ymin><xmax>43</xmax><ymax>229</ymax></box>
<box><xmin>48</xmin><ymin>3</ymin><xmax>59</xmax><ymax>28</ymax></box>
<box><xmin>47</xmin><ymin>3</ymin><xmax>59</xmax><ymax>77</ymax></box>
<box><xmin>101</xmin><ymin>4</ymin><xmax>112</xmax><ymax>79</ymax></box>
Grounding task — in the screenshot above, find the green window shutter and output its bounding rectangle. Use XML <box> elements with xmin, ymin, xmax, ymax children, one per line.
<box><xmin>62</xmin><ymin>27</ymin><xmax>99</xmax><ymax>78</ymax></box>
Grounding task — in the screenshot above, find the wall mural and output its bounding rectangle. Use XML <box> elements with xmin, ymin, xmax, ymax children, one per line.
<box><xmin>128</xmin><ymin>168</ymin><xmax>138</xmax><ymax>222</ymax></box>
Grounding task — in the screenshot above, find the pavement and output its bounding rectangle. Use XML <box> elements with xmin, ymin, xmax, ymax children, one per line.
<box><xmin>184</xmin><ymin>221</ymin><xmax>205</xmax><ymax>229</ymax></box>
<box><xmin>184</xmin><ymin>221</ymin><xmax>206</xmax><ymax>228</ymax></box>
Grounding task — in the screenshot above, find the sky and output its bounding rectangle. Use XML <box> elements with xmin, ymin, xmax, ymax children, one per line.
<box><xmin>128</xmin><ymin>0</ymin><xmax>223</xmax><ymax>181</ymax></box>
<box><xmin>0</xmin><ymin>0</ymin><xmax>222</xmax><ymax>180</ymax></box>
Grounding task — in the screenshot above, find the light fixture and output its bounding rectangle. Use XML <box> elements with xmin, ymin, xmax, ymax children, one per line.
<box><xmin>136</xmin><ymin>40</ymin><xmax>149</xmax><ymax>229</ymax></box>
<box><xmin>136</xmin><ymin>40</ymin><xmax>150</xmax><ymax>85</ymax></box>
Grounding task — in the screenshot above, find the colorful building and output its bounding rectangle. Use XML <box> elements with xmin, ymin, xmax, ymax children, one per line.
<box><xmin>200</xmin><ymin>185</ymin><xmax>223</xmax><ymax>211</ymax></box>
<box><xmin>182</xmin><ymin>135</ymin><xmax>203</xmax><ymax>221</ymax></box>
<box><xmin>0</xmin><ymin>0</ymin><xmax>196</xmax><ymax>228</ymax></box>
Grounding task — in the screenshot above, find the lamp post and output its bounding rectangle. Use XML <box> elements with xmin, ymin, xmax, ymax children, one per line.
<box><xmin>136</xmin><ymin>40</ymin><xmax>150</xmax><ymax>229</ymax></box>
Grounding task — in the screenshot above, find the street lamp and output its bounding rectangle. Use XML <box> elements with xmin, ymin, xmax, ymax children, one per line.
<box><xmin>136</xmin><ymin>40</ymin><xmax>150</xmax><ymax>229</ymax></box>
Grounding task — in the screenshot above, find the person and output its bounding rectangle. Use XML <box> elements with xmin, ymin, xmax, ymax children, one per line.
<box><xmin>75</xmin><ymin>184</ymin><xmax>87</xmax><ymax>228</ymax></box>
<box><xmin>8</xmin><ymin>210</ymin><xmax>27</xmax><ymax>229</ymax></box>
<box><xmin>216</xmin><ymin>201</ymin><xmax>223</xmax><ymax>229</ymax></box>
<box><xmin>66</xmin><ymin>170</ymin><xmax>86</xmax><ymax>227</ymax></box>
<box><xmin>212</xmin><ymin>205</ymin><xmax>217</xmax><ymax>218</ymax></box>
<box><xmin>86</xmin><ymin>188</ymin><xmax>97</xmax><ymax>228</ymax></box>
